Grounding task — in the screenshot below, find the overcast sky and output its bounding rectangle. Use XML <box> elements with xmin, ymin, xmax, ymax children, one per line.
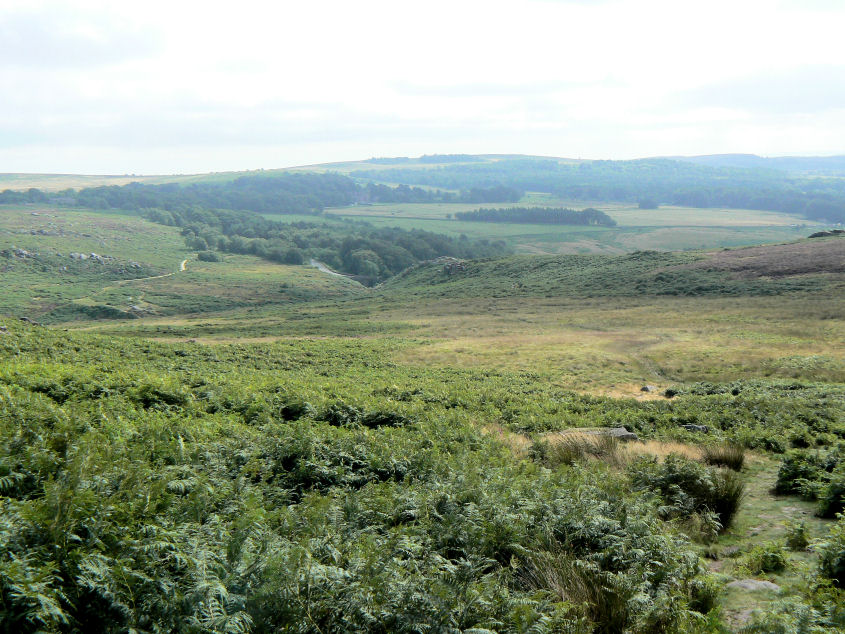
<box><xmin>2</xmin><ymin>0</ymin><xmax>844</xmax><ymax>174</ymax></box>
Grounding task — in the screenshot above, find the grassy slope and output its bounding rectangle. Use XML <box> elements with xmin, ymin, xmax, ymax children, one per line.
<box><xmin>2</xmin><ymin>236</ymin><xmax>844</xmax><ymax>629</ymax></box>
<box><xmin>379</xmin><ymin>238</ymin><xmax>845</xmax><ymax>300</ymax></box>
<box><xmin>0</xmin><ymin>206</ymin><xmax>364</xmax><ymax>320</ymax></box>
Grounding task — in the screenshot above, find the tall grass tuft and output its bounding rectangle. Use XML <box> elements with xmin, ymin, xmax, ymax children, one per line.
<box><xmin>711</xmin><ymin>468</ymin><xmax>746</xmax><ymax>529</ymax></box>
<box><xmin>702</xmin><ymin>443</ymin><xmax>745</xmax><ymax>471</ymax></box>
<box><xmin>533</xmin><ymin>433</ymin><xmax>623</xmax><ymax>469</ymax></box>
<box><xmin>521</xmin><ymin>550</ymin><xmax>632</xmax><ymax>633</ymax></box>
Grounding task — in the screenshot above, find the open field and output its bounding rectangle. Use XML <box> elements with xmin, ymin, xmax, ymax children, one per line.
<box><xmin>309</xmin><ymin>197</ymin><xmax>821</xmax><ymax>255</ymax></box>
<box><xmin>78</xmin><ymin>291</ymin><xmax>845</xmax><ymax>392</ymax></box>
<box><xmin>0</xmin><ymin>170</ymin><xmax>265</xmax><ymax>191</ymax></box>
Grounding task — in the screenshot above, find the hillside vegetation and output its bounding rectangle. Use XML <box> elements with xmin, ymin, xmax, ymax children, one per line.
<box><xmin>2</xmin><ymin>161</ymin><xmax>845</xmax><ymax>632</ymax></box>
<box><xmin>351</xmin><ymin>157</ymin><xmax>845</xmax><ymax>224</ymax></box>
<box><xmin>381</xmin><ymin>237</ymin><xmax>845</xmax><ymax>300</ymax></box>
<box><xmin>2</xmin><ymin>314</ymin><xmax>844</xmax><ymax>632</ymax></box>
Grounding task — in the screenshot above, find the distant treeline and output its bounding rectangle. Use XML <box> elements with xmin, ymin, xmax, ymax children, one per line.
<box><xmin>0</xmin><ymin>173</ymin><xmax>521</xmax><ymax>214</ymax></box>
<box><xmin>455</xmin><ymin>206</ymin><xmax>617</xmax><ymax>226</ymax></box>
<box><xmin>144</xmin><ymin>206</ymin><xmax>509</xmax><ymax>283</ymax></box>
<box><xmin>353</xmin><ymin>158</ymin><xmax>845</xmax><ymax>223</ymax></box>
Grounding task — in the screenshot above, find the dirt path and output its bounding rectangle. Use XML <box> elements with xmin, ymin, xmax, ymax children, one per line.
<box><xmin>711</xmin><ymin>458</ymin><xmax>832</xmax><ymax>630</ymax></box>
<box><xmin>309</xmin><ymin>258</ymin><xmax>347</xmax><ymax>277</ymax></box>
<box><xmin>126</xmin><ymin>258</ymin><xmax>189</xmax><ymax>283</ymax></box>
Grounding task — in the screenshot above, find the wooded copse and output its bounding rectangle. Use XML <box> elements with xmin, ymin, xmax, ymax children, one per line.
<box><xmin>144</xmin><ymin>206</ymin><xmax>509</xmax><ymax>282</ymax></box>
<box><xmin>454</xmin><ymin>206</ymin><xmax>617</xmax><ymax>226</ymax></box>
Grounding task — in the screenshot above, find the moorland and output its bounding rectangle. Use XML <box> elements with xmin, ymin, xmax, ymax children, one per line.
<box><xmin>1</xmin><ymin>154</ymin><xmax>844</xmax><ymax>633</ymax></box>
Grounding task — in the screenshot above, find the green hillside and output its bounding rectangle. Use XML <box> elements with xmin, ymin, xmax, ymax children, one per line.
<box><xmin>380</xmin><ymin>237</ymin><xmax>845</xmax><ymax>300</ymax></box>
<box><xmin>2</xmin><ymin>164</ymin><xmax>845</xmax><ymax>632</ymax></box>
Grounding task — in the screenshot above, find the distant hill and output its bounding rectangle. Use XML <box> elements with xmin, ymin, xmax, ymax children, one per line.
<box><xmin>670</xmin><ymin>154</ymin><xmax>845</xmax><ymax>176</ymax></box>
<box><xmin>5</xmin><ymin>152</ymin><xmax>845</xmax><ymax>224</ymax></box>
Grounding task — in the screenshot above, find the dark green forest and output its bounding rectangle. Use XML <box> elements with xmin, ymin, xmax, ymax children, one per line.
<box><xmin>144</xmin><ymin>206</ymin><xmax>508</xmax><ymax>282</ymax></box>
<box><xmin>353</xmin><ymin>158</ymin><xmax>845</xmax><ymax>223</ymax></box>
<box><xmin>0</xmin><ymin>174</ymin><xmax>522</xmax><ymax>215</ymax></box>
<box><xmin>454</xmin><ymin>207</ymin><xmax>617</xmax><ymax>226</ymax></box>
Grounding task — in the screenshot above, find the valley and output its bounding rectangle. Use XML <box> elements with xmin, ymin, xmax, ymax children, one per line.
<box><xmin>1</xmin><ymin>156</ymin><xmax>844</xmax><ymax>632</ymax></box>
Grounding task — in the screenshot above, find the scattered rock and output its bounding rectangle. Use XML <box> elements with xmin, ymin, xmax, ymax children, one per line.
<box><xmin>582</xmin><ymin>427</ymin><xmax>639</xmax><ymax>442</ymax></box>
<box><xmin>0</xmin><ymin>325</ymin><xmax>8</xmax><ymax>333</ymax></box>
<box><xmin>640</xmin><ymin>385</ymin><xmax>657</xmax><ymax>392</ymax></box>
<box><xmin>726</xmin><ymin>579</ymin><xmax>780</xmax><ymax>592</ymax></box>
<box><xmin>681</xmin><ymin>424</ymin><xmax>710</xmax><ymax>433</ymax></box>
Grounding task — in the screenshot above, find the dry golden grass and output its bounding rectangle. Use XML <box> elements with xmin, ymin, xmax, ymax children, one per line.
<box><xmin>481</xmin><ymin>424</ymin><xmax>532</xmax><ymax>455</ymax></box>
<box><xmin>540</xmin><ymin>431</ymin><xmax>704</xmax><ymax>467</ymax></box>
<box><xmin>623</xmin><ymin>440</ymin><xmax>703</xmax><ymax>462</ymax></box>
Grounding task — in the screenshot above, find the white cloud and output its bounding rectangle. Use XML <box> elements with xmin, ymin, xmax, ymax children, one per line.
<box><xmin>2</xmin><ymin>0</ymin><xmax>844</xmax><ymax>172</ymax></box>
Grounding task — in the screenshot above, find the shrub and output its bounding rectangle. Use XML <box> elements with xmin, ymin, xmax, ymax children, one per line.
<box><xmin>702</xmin><ymin>443</ymin><xmax>745</xmax><ymax>471</ymax></box>
<box><xmin>818</xmin><ymin>515</ymin><xmax>845</xmax><ymax>588</ymax></box>
<box><xmin>776</xmin><ymin>450</ymin><xmax>827</xmax><ymax>497</ymax></box>
<box><xmin>776</xmin><ymin>449</ymin><xmax>845</xmax><ymax>517</ymax></box>
<box><xmin>785</xmin><ymin>521</ymin><xmax>810</xmax><ymax>551</ymax></box>
<box><xmin>131</xmin><ymin>383</ymin><xmax>191</xmax><ymax>409</ymax></box>
<box><xmin>818</xmin><ymin>472</ymin><xmax>845</xmax><ymax>519</ymax></box>
<box><xmin>710</xmin><ymin>469</ymin><xmax>746</xmax><ymax>530</ymax></box>
<box><xmin>197</xmin><ymin>250</ymin><xmax>221</xmax><ymax>262</ymax></box>
<box><xmin>743</xmin><ymin>542</ymin><xmax>788</xmax><ymax>574</ymax></box>
<box><xmin>628</xmin><ymin>454</ymin><xmax>744</xmax><ymax>531</ymax></box>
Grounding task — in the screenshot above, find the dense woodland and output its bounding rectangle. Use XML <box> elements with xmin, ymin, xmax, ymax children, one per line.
<box><xmin>0</xmin><ymin>174</ymin><xmax>521</xmax><ymax>215</ymax></box>
<box><xmin>454</xmin><ymin>207</ymin><xmax>617</xmax><ymax>226</ymax></box>
<box><xmin>144</xmin><ymin>206</ymin><xmax>508</xmax><ymax>282</ymax></box>
<box><xmin>354</xmin><ymin>158</ymin><xmax>845</xmax><ymax>223</ymax></box>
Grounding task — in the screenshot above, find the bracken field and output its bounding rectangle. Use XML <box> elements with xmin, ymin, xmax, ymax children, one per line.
<box><xmin>2</xmin><ymin>159</ymin><xmax>845</xmax><ymax>632</ymax></box>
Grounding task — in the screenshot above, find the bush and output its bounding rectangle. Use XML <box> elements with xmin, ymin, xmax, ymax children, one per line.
<box><xmin>817</xmin><ymin>515</ymin><xmax>845</xmax><ymax>587</ymax></box>
<box><xmin>711</xmin><ymin>469</ymin><xmax>746</xmax><ymax>530</ymax></box>
<box><xmin>818</xmin><ymin>472</ymin><xmax>845</xmax><ymax>519</ymax></box>
<box><xmin>628</xmin><ymin>454</ymin><xmax>744</xmax><ymax>531</ymax></box>
<box><xmin>521</xmin><ymin>551</ymin><xmax>631</xmax><ymax>632</ymax></box>
<box><xmin>785</xmin><ymin>521</ymin><xmax>810</xmax><ymax>551</ymax></box>
<box><xmin>197</xmin><ymin>250</ymin><xmax>221</xmax><ymax>262</ymax></box>
<box><xmin>743</xmin><ymin>542</ymin><xmax>788</xmax><ymax>574</ymax></box>
<box><xmin>702</xmin><ymin>443</ymin><xmax>745</xmax><ymax>471</ymax></box>
<box><xmin>776</xmin><ymin>450</ymin><xmax>828</xmax><ymax>497</ymax></box>
<box><xmin>776</xmin><ymin>449</ymin><xmax>845</xmax><ymax>517</ymax></box>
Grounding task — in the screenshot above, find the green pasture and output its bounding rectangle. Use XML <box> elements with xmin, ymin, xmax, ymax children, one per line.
<box><xmin>306</xmin><ymin>198</ymin><xmax>819</xmax><ymax>254</ymax></box>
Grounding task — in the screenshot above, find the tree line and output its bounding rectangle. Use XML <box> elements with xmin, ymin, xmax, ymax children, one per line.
<box><xmin>144</xmin><ymin>205</ymin><xmax>508</xmax><ymax>283</ymax></box>
<box><xmin>454</xmin><ymin>206</ymin><xmax>617</xmax><ymax>226</ymax></box>
<box><xmin>353</xmin><ymin>158</ymin><xmax>845</xmax><ymax>223</ymax></box>
<box><xmin>0</xmin><ymin>174</ymin><xmax>522</xmax><ymax>215</ymax></box>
